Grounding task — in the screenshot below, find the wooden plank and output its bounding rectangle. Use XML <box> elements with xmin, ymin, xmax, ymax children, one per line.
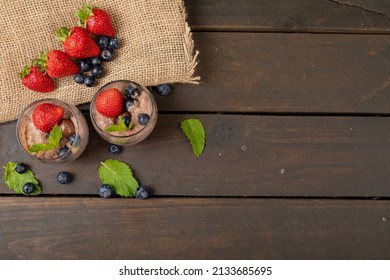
<box><xmin>2</xmin><ymin>114</ymin><xmax>390</xmax><ymax>197</ymax></box>
<box><xmin>186</xmin><ymin>0</ymin><xmax>390</xmax><ymax>33</ymax></box>
<box><xmin>0</xmin><ymin>197</ymin><xmax>388</xmax><ymax>259</ymax></box>
<box><xmin>157</xmin><ymin>32</ymin><xmax>390</xmax><ymax>114</ymax></box>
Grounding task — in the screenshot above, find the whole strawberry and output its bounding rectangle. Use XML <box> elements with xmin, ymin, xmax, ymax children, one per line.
<box><xmin>36</xmin><ymin>50</ymin><xmax>79</xmax><ymax>78</ymax></box>
<box><xmin>56</xmin><ymin>26</ymin><xmax>100</xmax><ymax>59</ymax></box>
<box><xmin>96</xmin><ymin>88</ymin><xmax>123</xmax><ymax>118</ymax></box>
<box><xmin>77</xmin><ymin>5</ymin><xmax>115</xmax><ymax>37</ymax></box>
<box><xmin>32</xmin><ymin>103</ymin><xmax>64</xmax><ymax>133</ymax></box>
<box><xmin>19</xmin><ymin>65</ymin><xmax>55</xmax><ymax>93</ymax></box>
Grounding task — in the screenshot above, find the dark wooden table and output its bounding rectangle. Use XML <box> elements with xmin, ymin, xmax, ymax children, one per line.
<box><xmin>1</xmin><ymin>0</ymin><xmax>389</xmax><ymax>259</ymax></box>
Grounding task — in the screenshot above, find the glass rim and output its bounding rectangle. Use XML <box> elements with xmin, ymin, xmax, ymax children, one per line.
<box><xmin>16</xmin><ymin>98</ymin><xmax>82</xmax><ymax>163</ymax></box>
<box><xmin>90</xmin><ymin>80</ymin><xmax>157</xmax><ymax>139</ymax></box>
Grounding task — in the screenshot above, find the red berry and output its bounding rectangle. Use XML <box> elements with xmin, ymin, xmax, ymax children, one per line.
<box><xmin>20</xmin><ymin>66</ymin><xmax>55</xmax><ymax>93</ymax></box>
<box><xmin>95</xmin><ymin>88</ymin><xmax>123</xmax><ymax>118</ymax></box>
<box><xmin>77</xmin><ymin>6</ymin><xmax>115</xmax><ymax>37</ymax></box>
<box><xmin>56</xmin><ymin>26</ymin><xmax>100</xmax><ymax>59</ymax></box>
<box><xmin>45</xmin><ymin>50</ymin><xmax>80</xmax><ymax>78</ymax></box>
<box><xmin>32</xmin><ymin>103</ymin><xmax>64</xmax><ymax>133</ymax></box>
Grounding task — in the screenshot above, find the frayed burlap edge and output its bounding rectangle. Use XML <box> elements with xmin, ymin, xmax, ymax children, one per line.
<box><xmin>0</xmin><ymin>0</ymin><xmax>200</xmax><ymax>124</ymax></box>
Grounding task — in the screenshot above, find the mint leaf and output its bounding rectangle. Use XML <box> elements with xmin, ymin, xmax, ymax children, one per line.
<box><xmin>48</xmin><ymin>124</ymin><xmax>62</xmax><ymax>146</ymax></box>
<box><xmin>27</xmin><ymin>125</ymin><xmax>62</xmax><ymax>153</ymax></box>
<box><xmin>105</xmin><ymin>117</ymin><xmax>132</xmax><ymax>132</ymax></box>
<box><xmin>3</xmin><ymin>162</ymin><xmax>42</xmax><ymax>195</ymax></box>
<box><xmin>28</xmin><ymin>143</ymin><xmax>56</xmax><ymax>153</ymax></box>
<box><xmin>180</xmin><ymin>118</ymin><xmax>206</xmax><ymax>157</ymax></box>
<box><xmin>98</xmin><ymin>159</ymin><xmax>139</xmax><ymax>197</ymax></box>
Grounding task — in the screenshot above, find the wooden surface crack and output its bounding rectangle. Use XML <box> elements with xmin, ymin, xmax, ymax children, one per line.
<box><xmin>328</xmin><ymin>0</ymin><xmax>386</xmax><ymax>16</ymax></box>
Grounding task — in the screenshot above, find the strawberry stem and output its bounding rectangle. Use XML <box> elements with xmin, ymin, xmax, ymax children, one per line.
<box><xmin>76</xmin><ymin>5</ymin><xmax>94</xmax><ymax>28</ymax></box>
<box><xmin>55</xmin><ymin>27</ymin><xmax>71</xmax><ymax>43</ymax></box>
<box><xmin>18</xmin><ymin>61</ymin><xmax>34</xmax><ymax>78</ymax></box>
<box><xmin>34</xmin><ymin>51</ymin><xmax>48</xmax><ymax>74</ymax></box>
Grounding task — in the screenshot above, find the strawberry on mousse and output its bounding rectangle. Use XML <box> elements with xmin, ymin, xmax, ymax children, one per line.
<box><xmin>91</xmin><ymin>81</ymin><xmax>157</xmax><ymax>145</ymax></box>
<box><xmin>17</xmin><ymin>99</ymin><xmax>88</xmax><ymax>162</ymax></box>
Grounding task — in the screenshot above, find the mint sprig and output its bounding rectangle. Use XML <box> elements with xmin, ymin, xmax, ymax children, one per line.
<box><xmin>98</xmin><ymin>159</ymin><xmax>139</xmax><ymax>197</ymax></box>
<box><xmin>28</xmin><ymin>124</ymin><xmax>62</xmax><ymax>153</ymax></box>
<box><xmin>181</xmin><ymin>118</ymin><xmax>206</xmax><ymax>157</ymax></box>
<box><xmin>105</xmin><ymin>117</ymin><xmax>133</xmax><ymax>133</ymax></box>
<box><xmin>3</xmin><ymin>162</ymin><xmax>42</xmax><ymax>195</ymax></box>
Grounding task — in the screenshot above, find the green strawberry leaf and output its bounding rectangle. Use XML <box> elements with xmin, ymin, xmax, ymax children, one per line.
<box><xmin>3</xmin><ymin>162</ymin><xmax>42</xmax><ymax>195</ymax></box>
<box><xmin>105</xmin><ymin>117</ymin><xmax>132</xmax><ymax>132</ymax></box>
<box><xmin>98</xmin><ymin>159</ymin><xmax>139</xmax><ymax>197</ymax></box>
<box><xmin>180</xmin><ymin>118</ymin><xmax>206</xmax><ymax>157</ymax></box>
<box><xmin>28</xmin><ymin>125</ymin><xmax>62</xmax><ymax>153</ymax></box>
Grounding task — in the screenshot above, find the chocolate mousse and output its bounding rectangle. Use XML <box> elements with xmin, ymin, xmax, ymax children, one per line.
<box><xmin>90</xmin><ymin>80</ymin><xmax>157</xmax><ymax>146</ymax></box>
<box><xmin>17</xmin><ymin>99</ymin><xmax>89</xmax><ymax>163</ymax></box>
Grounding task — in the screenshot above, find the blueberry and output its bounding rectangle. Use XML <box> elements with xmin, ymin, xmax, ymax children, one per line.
<box><xmin>91</xmin><ymin>65</ymin><xmax>105</xmax><ymax>78</ymax></box>
<box><xmin>97</xmin><ymin>36</ymin><xmax>110</xmax><ymax>48</ymax></box>
<box><xmin>109</xmin><ymin>37</ymin><xmax>121</xmax><ymax>49</ymax></box>
<box><xmin>58</xmin><ymin>146</ymin><xmax>70</xmax><ymax>157</ymax></box>
<box><xmin>15</xmin><ymin>163</ymin><xmax>28</xmax><ymax>174</ymax></box>
<box><xmin>68</xmin><ymin>134</ymin><xmax>80</xmax><ymax>147</ymax></box>
<box><xmin>124</xmin><ymin>85</ymin><xmax>139</xmax><ymax>99</ymax></box>
<box><xmin>74</xmin><ymin>73</ymin><xmax>85</xmax><ymax>84</ymax></box>
<box><xmin>98</xmin><ymin>184</ymin><xmax>113</xmax><ymax>198</ymax></box>
<box><xmin>135</xmin><ymin>186</ymin><xmax>149</xmax><ymax>199</ymax></box>
<box><xmin>23</xmin><ymin>182</ymin><xmax>35</xmax><ymax>194</ymax></box>
<box><xmin>121</xmin><ymin>115</ymin><xmax>131</xmax><ymax>127</ymax></box>
<box><xmin>138</xmin><ymin>114</ymin><xmax>150</xmax><ymax>125</ymax></box>
<box><xmin>79</xmin><ymin>60</ymin><xmax>90</xmax><ymax>72</ymax></box>
<box><xmin>84</xmin><ymin>76</ymin><xmax>95</xmax><ymax>87</ymax></box>
<box><xmin>124</xmin><ymin>98</ymin><xmax>135</xmax><ymax>111</ymax></box>
<box><xmin>57</xmin><ymin>171</ymin><xmax>72</xmax><ymax>184</ymax></box>
<box><xmin>156</xmin><ymin>84</ymin><xmax>172</xmax><ymax>96</ymax></box>
<box><xmin>109</xmin><ymin>144</ymin><xmax>121</xmax><ymax>154</ymax></box>
<box><xmin>100</xmin><ymin>48</ymin><xmax>115</xmax><ymax>61</ymax></box>
<box><xmin>90</xmin><ymin>57</ymin><xmax>102</xmax><ymax>66</ymax></box>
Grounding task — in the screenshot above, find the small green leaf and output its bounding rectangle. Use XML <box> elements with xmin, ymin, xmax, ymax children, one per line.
<box><xmin>98</xmin><ymin>159</ymin><xmax>139</xmax><ymax>197</ymax></box>
<box><xmin>180</xmin><ymin>118</ymin><xmax>206</xmax><ymax>157</ymax></box>
<box><xmin>28</xmin><ymin>143</ymin><xmax>56</xmax><ymax>153</ymax></box>
<box><xmin>105</xmin><ymin>117</ymin><xmax>132</xmax><ymax>132</ymax></box>
<box><xmin>48</xmin><ymin>124</ymin><xmax>62</xmax><ymax>146</ymax></box>
<box><xmin>3</xmin><ymin>162</ymin><xmax>42</xmax><ymax>195</ymax></box>
<box><xmin>27</xmin><ymin>125</ymin><xmax>62</xmax><ymax>153</ymax></box>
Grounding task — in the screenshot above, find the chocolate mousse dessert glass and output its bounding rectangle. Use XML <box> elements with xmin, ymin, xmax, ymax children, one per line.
<box><xmin>90</xmin><ymin>80</ymin><xmax>157</xmax><ymax>146</ymax></box>
<box><xmin>16</xmin><ymin>98</ymin><xmax>89</xmax><ymax>164</ymax></box>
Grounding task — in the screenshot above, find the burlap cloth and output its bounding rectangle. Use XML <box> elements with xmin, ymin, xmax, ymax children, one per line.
<box><xmin>0</xmin><ymin>0</ymin><xmax>199</xmax><ymax>123</ymax></box>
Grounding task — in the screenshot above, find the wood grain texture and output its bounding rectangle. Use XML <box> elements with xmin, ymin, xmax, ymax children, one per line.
<box><xmin>2</xmin><ymin>0</ymin><xmax>390</xmax><ymax>262</ymax></box>
<box><xmin>2</xmin><ymin>114</ymin><xmax>390</xmax><ymax>197</ymax></box>
<box><xmin>155</xmin><ymin>32</ymin><xmax>390</xmax><ymax>114</ymax></box>
<box><xmin>0</xmin><ymin>197</ymin><xmax>388</xmax><ymax>260</ymax></box>
<box><xmin>186</xmin><ymin>0</ymin><xmax>390</xmax><ymax>32</ymax></box>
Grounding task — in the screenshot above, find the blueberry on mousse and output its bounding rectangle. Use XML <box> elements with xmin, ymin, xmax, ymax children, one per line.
<box><xmin>138</xmin><ymin>114</ymin><xmax>150</xmax><ymax>125</ymax></box>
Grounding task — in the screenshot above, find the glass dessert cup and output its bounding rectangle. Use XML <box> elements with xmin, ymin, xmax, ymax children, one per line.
<box><xmin>16</xmin><ymin>98</ymin><xmax>89</xmax><ymax>164</ymax></box>
<box><xmin>90</xmin><ymin>80</ymin><xmax>158</xmax><ymax>146</ymax></box>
